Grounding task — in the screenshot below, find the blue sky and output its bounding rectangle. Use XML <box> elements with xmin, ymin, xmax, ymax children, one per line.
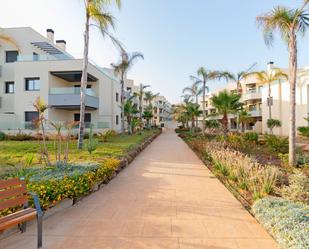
<box><xmin>1</xmin><ymin>0</ymin><xmax>308</xmax><ymax>103</ymax></box>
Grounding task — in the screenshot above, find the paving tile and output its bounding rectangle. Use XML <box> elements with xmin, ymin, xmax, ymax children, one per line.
<box><xmin>142</xmin><ymin>219</ymin><xmax>172</xmax><ymax>237</ymax></box>
<box><xmin>179</xmin><ymin>238</ymin><xmax>239</xmax><ymax>249</ymax></box>
<box><xmin>172</xmin><ymin>220</ymin><xmax>208</xmax><ymax>238</ymax></box>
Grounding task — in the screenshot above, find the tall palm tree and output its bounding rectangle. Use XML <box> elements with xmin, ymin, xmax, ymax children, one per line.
<box><xmin>183</xmin><ymin>83</ymin><xmax>202</xmax><ymax>127</ymax></box>
<box><xmin>137</xmin><ymin>84</ymin><xmax>150</xmax><ymax>126</ymax></box>
<box><xmin>257</xmin><ymin>2</ymin><xmax>309</xmax><ymax>166</ymax></box>
<box><xmin>190</xmin><ymin>68</ymin><xmax>233</xmax><ymax>134</ymax></box>
<box><xmin>245</xmin><ymin>68</ymin><xmax>287</xmax><ymax>133</ymax></box>
<box><xmin>238</xmin><ymin>109</ymin><xmax>254</xmax><ymax>132</ymax></box>
<box><xmin>185</xmin><ymin>102</ymin><xmax>202</xmax><ymax>131</ymax></box>
<box><xmin>124</xmin><ymin>96</ymin><xmax>138</xmax><ymax>135</ymax></box>
<box><xmin>111</xmin><ymin>51</ymin><xmax>144</xmax><ymax>134</ymax></box>
<box><xmin>0</xmin><ymin>28</ymin><xmax>20</xmax><ymax>51</ymax></box>
<box><xmin>211</xmin><ymin>90</ymin><xmax>242</xmax><ymax>137</ymax></box>
<box><xmin>144</xmin><ymin>91</ymin><xmax>159</xmax><ymax>106</ymax></box>
<box><xmin>78</xmin><ymin>0</ymin><xmax>121</xmax><ymax>149</ymax></box>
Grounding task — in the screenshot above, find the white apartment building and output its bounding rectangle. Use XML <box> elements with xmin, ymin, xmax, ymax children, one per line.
<box><xmin>201</xmin><ymin>62</ymin><xmax>309</xmax><ymax>136</ymax></box>
<box><xmin>123</xmin><ymin>79</ymin><xmax>172</xmax><ymax>127</ymax></box>
<box><xmin>0</xmin><ymin>27</ymin><xmax>122</xmax><ymax>132</ymax></box>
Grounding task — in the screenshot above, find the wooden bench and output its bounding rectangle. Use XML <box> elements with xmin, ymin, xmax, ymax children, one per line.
<box><xmin>0</xmin><ymin>178</ymin><xmax>43</xmax><ymax>249</ymax></box>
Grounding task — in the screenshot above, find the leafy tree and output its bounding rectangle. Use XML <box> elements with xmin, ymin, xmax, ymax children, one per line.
<box><xmin>78</xmin><ymin>0</ymin><xmax>122</xmax><ymax>149</ymax></box>
<box><xmin>185</xmin><ymin>102</ymin><xmax>202</xmax><ymax>132</ymax></box>
<box><xmin>257</xmin><ymin>1</ymin><xmax>309</xmax><ymax>165</ymax></box>
<box><xmin>143</xmin><ymin>106</ymin><xmax>154</xmax><ymax>129</ymax></box>
<box><xmin>211</xmin><ymin>90</ymin><xmax>242</xmax><ymax>136</ymax></box>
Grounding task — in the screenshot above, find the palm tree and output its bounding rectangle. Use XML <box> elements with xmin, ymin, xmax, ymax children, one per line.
<box><xmin>0</xmin><ymin>29</ymin><xmax>20</xmax><ymax>51</ymax></box>
<box><xmin>245</xmin><ymin>68</ymin><xmax>288</xmax><ymax>133</ymax></box>
<box><xmin>183</xmin><ymin>83</ymin><xmax>202</xmax><ymax>127</ymax></box>
<box><xmin>111</xmin><ymin>51</ymin><xmax>144</xmax><ymax>134</ymax></box>
<box><xmin>257</xmin><ymin>2</ymin><xmax>309</xmax><ymax>166</ymax></box>
<box><xmin>211</xmin><ymin>90</ymin><xmax>242</xmax><ymax>137</ymax></box>
<box><xmin>136</xmin><ymin>84</ymin><xmax>150</xmax><ymax>126</ymax></box>
<box><xmin>144</xmin><ymin>91</ymin><xmax>159</xmax><ymax>106</ymax></box>
<box><xmin>185</xmin><ymin>102</ymin><xmax>202</xmax><ymax>132</ymax></box>
<box><xmin>143</xmin><ymin>106</ymin><xmax>154</xmax><ymax>129</ymax></box>
<box><xmin>124</xmin><ymin>96</ymin><xmax>139</xmax><ymax>135</ymax></box>
<box><xmin>238</xmin><ymin>109</ymin><xmax>254</xmax><ymax>132</ymax></box>
<box><xmin>190</xmin><ymin>68</ymin><xmax>233</xmax><ymax>134</ymax></box>
<box><xmin>78</xmin><ymin>0</ymin><xmax>121</xmax><ymax>149</ymax></box>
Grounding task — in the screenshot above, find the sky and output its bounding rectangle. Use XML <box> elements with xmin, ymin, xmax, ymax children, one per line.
<box><xmin>1</xmin><ymin>0</ymin><xmax>309</xmax><ymax>103</ymax></box>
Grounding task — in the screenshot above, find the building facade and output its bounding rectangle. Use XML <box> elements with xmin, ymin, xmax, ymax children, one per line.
<box><xmin>0</xmin><ymin>27</ymin><xmax>122</xmax><ymax>132</ymax></box>
<box><xmin>200</xmin><ymin>62</ymin><xmax>309</xmax><ymax>136</ymax></box>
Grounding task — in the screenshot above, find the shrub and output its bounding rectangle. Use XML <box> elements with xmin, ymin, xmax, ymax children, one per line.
<box><xmin>87</xmin><ymin>125</ymin><xmax>98</xmax><ymax>154</ymax></box>
<box><xmin>0</xmin><ymin>131</ymin><xmax>5</xmax><ymax>141</ymax></box>
<box><xmin>267</xmin><ymin>118</ymin><xmax>282</xmax><ymax>130</ymax></box>
<box><xmin>297</xmin><ymin>126</ymin><xmax>309</xmax><ymax>137</ymax></box>
<box><xmin>253</xmin><ymin>197</ymin><xmax>309</xmax><ymax>249</ymax></box>
<box><xmin>205</xmin><ymin>120</ymin><xmax>220</xmax><ymax>129</ymax></box>
<box><xmin>281</xmin><ymin>171</ymin><xmax>309</xmax><ymax>204</ymax></box>
<box><xmin>5</xmin><ymin>132</ymin><xmax>34</xmax><ymax>141</ymax></box>
<box><xmin>243</xmin><ymin>132</ymin><xmax>259</xmax><ymax>143</ymax></box>
<box><xmin>264</xmin><ymin>134</ymin><xmax>288</xmax><ymax>153</ymax></box>
<box><xmin>98</xmin><ymin>129</ymin><xmax>117</xmax><ymax>142</ymax></box>
<box><xmin>1</xmin><ymin>158</ymin><xmax>120</xmax><ymax>213</ymax></box>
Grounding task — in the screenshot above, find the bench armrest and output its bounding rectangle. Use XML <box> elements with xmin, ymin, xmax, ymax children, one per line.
<box><xmin>28</xmin><ymin>192</ymin><xmax>43</xmax><ymax>217</ymax></box>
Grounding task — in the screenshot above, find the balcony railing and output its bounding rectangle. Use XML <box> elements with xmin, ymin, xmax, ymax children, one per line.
<box><xmin>17</xmin><ymin>54</ymin><xmax>71</xmax><ymax>62</ymax></box>
<box><xmin>49</xmin><ymin>87</ymin><xmax>99</xmax><ymax>109</ymax></box>
<box><xmin>241</xmin><ymin>91</ymin><xmax>262</xmax><ymax>102</ymax></box>
<box><xmin>49</xmin><ymin>87</ymin><xmax>97</xmax><ymax>97</ymax></box>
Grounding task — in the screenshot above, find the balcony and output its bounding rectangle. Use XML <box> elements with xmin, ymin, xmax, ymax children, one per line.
<box><xmin>241</xmin><ymin>90</ymin><xmax>262</xmax><ymax>102</ymax></box>
<box><xmin>248</xmin><ymin>109</ymin><xmax>262</xmax><ymax>117</ymax></box>
<box><xmin>48</xmin><ymin>87</ymin><xmax>99</xmax><ymax>110</ymax></box>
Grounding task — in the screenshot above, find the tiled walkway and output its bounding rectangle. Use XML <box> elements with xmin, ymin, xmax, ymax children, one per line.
<box><xmin>1</xmin><ymin>127</ymin><xmax>278</xmax><ymax>249</ymax></box>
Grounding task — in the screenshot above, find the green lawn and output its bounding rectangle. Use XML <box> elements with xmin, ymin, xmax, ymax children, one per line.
<box><xmin>0</xmin><ymin>129</ymin><xmax>159</xmax><ymax>168</ymax></box>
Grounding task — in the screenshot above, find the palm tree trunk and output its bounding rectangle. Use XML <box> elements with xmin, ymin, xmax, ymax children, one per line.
<box><xmin>288</xmin><ymin>34</ymin><xmax>297</xmax><ymax>167</ymax></box>
<box><xmin>77</xmin><ymin>5</ymin><xmax>90</xmax><ymax>149</ymax></box>
<box><xmin>222</xmin><ymin>112</ymin><xmax>228</xmax><ymax>138</ymax></box>
<box><xmin>139</xmin><ymin>93</ymin><xmax>143</xmax><ymax>128</ymax></box>
<box><xmin>195</xmin><ymin>96</ymin><xmax>199</xmax><ymax>128</ymax></box>
<box><xmin>121</xmin><ymin>78</ymin><xmax>125</xmax><ymax>134</ymax></box>
<box><xmin>202</xmin><ymin>81</ymin><xmax>206</xmax><ymax>135</ymax></box>
<box><xmin>268</xmin><ymin>82</ymin><xmax>273</xmax><ymax>134</ymax></box>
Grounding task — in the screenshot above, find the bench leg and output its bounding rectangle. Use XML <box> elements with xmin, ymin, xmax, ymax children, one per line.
<box><xmin>18</xmin><ymin>222</ymin><xmax>27</xmax><ymax>233</ymax></box>
<box><xmin>37</xmin><ymin>215</ymin><xmax>43</xmax><ymax>249</ymax></box>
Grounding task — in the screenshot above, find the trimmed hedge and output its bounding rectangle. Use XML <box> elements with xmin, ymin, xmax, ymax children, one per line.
<box><xmin>253</xmin><ymin>197</ymin><xmax>309</xmax><ymax>249</ymax></box>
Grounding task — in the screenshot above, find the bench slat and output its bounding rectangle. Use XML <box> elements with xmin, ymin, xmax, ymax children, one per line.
<box><xmin>0</xmin><ymin>186</ymin><xmax>27</xmax><ymax>200</ymax></box>
<box><xmin>0</xmin><ymin>178</ymin><xmax>26</xmax><ymax>189</ymax></box>
<box><xmin>0</xmin><ymin>208</ymin><xmax>36</xmax><ymax>223</ymax></box>
<box><xmin>0</xmin><ymin>209</ymin><xmax>36</xmax><ymax>231</ymax></box>
<box><xmin>0</xmin><ymin>195</ymin><xmax>28</xmax><ymax>211</ymax></box>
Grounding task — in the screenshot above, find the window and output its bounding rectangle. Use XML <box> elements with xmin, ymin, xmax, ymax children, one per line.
<box><xmin>5</xmin><ymin>51</ymin><xmax>19</xmax><ymax>63</ymax></box>
<box><xmin>126</xmin><ymin>87</ymin><xmax>132</xmax><ymax>91</ymax></box>
<box><xmin>116</xmin><ymin>115</ymin><xmax>119</xmax><ymax>125</ymax></box>
<box><xmin>74</xmin><ymin>113</ymin><xmax>91</xmax><ymax>122</ymax></box>
<box><xmin>25</xmin><ymin>111</ymin><xmax>39</xmax><ymax>129</ymax></box>
<box><xmin>116</xmin><ymin>92</ymin><xmax>119</xmax><ymax>102</ymax></box>
<box><xmin>5</xmin><ymin>82</ymin><xmax>14</xmax><ymax>93</ymax></box>
<box><xmin>25</xmin><ymin>78</ymin><xmax>40</xmax><ymax>91</ymax></box>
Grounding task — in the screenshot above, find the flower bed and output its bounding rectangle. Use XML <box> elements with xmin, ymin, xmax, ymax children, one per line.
<box><xmin>253</xmin><ymin>197</ymin><xmax>309</xmax><ymax>249</ymax></box>
<box><xmin>0</xmin><ymin>129</ymin><xmax>162</xmax><ymax>216</ymax></box>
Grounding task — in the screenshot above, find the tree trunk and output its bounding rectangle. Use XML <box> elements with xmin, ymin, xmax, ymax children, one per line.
<box><xmin>202</xmin><ymin>80</ymin><xmax>206</xmax><ymax>135</ymax></box>
<box><xmin>77</xmin><ymin>6</ymin><xmax>90</xmax><ymax>149</ymax></box>
<box><xmin>139</xmin><ymin>91</ymin><xmax>143</xmax><ymax>129</ymax></box>
<box><xmin>121</xmin><ymin>79</ymin><xmax>125</xmax><ymax>134</ymax></box>
<box><xmin>222</xmin><ymin>112</ymin><xmax>228</xmax><ymax>138</ymax></box>
<box><xmin>195</xmin><ymin>96</ymin><xmax>199</xmax><ymax>128</ymax></box>
<box><xmin>288</xmin><ymin>34</ymin><xmax>297</xmax><ymax>167</ymax></box>
<box><xmin>127</xmin><ymin>116</ymin><xmax>132</xmax><ymax>135</ymax></box>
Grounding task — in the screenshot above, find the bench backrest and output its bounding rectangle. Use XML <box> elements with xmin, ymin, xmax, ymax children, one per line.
<box><xmin>0</xmin><ymin>178</ymin><xmax>28</xmax><ymax>211</ymax></box>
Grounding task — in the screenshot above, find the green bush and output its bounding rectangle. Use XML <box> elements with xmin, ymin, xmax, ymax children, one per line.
<box><xmin>98</xmin><ymin>129</ymin><xmax>117</xmax><ymax>142</ymax></box>
<box><xmin>267</xmin><ymin>118</ymin><xmax>282</xmax><ymax>130</ymax></box>
<box><xmin>297</xmin><ymin>126</ymin><xmax>309</xmax><ymax>137</ymax></box>
<box><xmin>264</xmin><ymin>134</ymin><xmax>288</xmax><ymax>153</ymax></box>
<box><xmin>1</xmin><ymin>158</ymin><xmax>120</xmax><ymax>213</ymax></box>
<box><xmin>0</xmin><ymin>131</ymin><xmax>5</xmax><ymax>141</ymax></box>
<box><xmin>5</xmin><ymin>132</ymin><xmax>34</xmax><ymax>141</ymax></box>
<box><xmin>253</xmin><ymin>197</ymin><xmax>309</xmax><ymax>249</ymax></box>
<box><xmin>243</xmin><ymin>132</ymin><xmax>259</xmax><ymax>143</ymax></box>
